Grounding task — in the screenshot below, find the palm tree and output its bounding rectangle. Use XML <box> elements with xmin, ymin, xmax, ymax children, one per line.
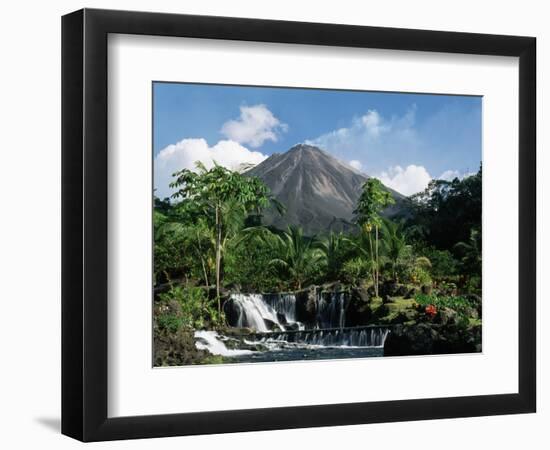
<box><xmin>348</xmin><ymin>230</ymin><xmax>376</xmax><ymax>288</ymax></box>
<box><xmin>380</xmin><ymin>219</ymin><xmax>409</xmax><ymax>282</ymax></box>
<box><xmin>353</xmin><ymin>178</ymin><xmax>395</xmax><ymax>297</ymax></box>
<box><xmin>263</xmin><ymin>226</ymin><xmax>323</xmax><ymax>290</ymax></box>
<box><xmin>317</xmin><ymin>232</ymin><xmax>348</xmax><ymax>281</ymax></box>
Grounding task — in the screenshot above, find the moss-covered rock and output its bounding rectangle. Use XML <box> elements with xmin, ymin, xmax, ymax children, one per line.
<box><xmin>154</xmin><ymin>328</ymin><xmax>211</xmax><ymax>366</ymax></box>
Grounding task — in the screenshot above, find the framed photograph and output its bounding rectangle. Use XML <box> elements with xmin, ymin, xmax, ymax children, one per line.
<box><xmin>62</xmin><ymin>8</ymin><xmax>536</xmax><ymax>441</ymax></box>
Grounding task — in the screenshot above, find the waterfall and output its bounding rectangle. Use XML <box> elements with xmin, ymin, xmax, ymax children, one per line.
<box><xmin>194</xmin><ymin>330</ymin><xmax>254</xmax><ymax>356</ymax></box>
<box><xmin>315</xmin><ymin>291</ymin><xmax>346</xmax><ymax>329</ymax></box>
<box><xmin>223</xmin><ymin>291</ymin><xmax>390</xmax><ymax>350</ymax></box>
<box><xmin>225</xmin><ymin>293</ymin><xmax>299</xmax><ymax>332</ymax></box>
<box><xmin>225</xmin><ymin>291</ymin><xmax>348</xmax><ymax>332</ymax></box>
<box><xmin>249</xmin><ymin>327</ymin><xmax>390</xmax><ymax>348</ymax></box>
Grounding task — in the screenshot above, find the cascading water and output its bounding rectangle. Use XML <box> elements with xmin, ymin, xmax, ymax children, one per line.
<box><xmin>315</xmin><ymin>291</ymin><xmax>346</xmax><ymax>329</ymax></box>
<box><xmin>224</xmin><ymin>293</ymin><xmax>301</xmax><ymax>332</ymax></box>
<box><xmin>194</xmin><ymin>330</ymin><xmax>254</xmax><ymax>356</ymax></box>
<box><xmin>249</xmin><ymin>327</ymin><xmax>390</xmax><ymax>348</ymax></box>
<box><xmin>217</xmin><ymin>291</ymin><xmax>390</xmax><ymax>358</ymax></box>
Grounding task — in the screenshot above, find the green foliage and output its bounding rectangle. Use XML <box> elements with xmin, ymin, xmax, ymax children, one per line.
<box><xmin>354</xmin><ymin>178</ymin><xmax>395</xmax><ymax>228</ymax></box>
<box><xmin>406</xmin><ymin>166</ymin><xmax>481</xmax><ymax>251</ymax></box>
<box><xmin>416</xmin><ymin>246</ymin><xmax>458</xmax><ymax>279</ymax></box>
<box><xmin>380</xmin><ymin>219</ymin><xmax>410</xmax><ymax>282</ymax></box>
<box><xmin>263</xmin><ymin>226</ymin><xmax>323</xmax><ymax>290</ymax></box>
<box><xmin>414</xmin><ymin>293</ymin><xmax>476</xmax><ymax>320</ymax></box>
<box><xmin>158</xmin><ymin>285</ymin><xmax>223</xmax><ymax>330</ymax></box>
<box><xmin>153</xmin><ymin>210</ymin><xmax>190</xmax><ymax>284</ymax></box>
<box><xmin>152</xmin><ymin>158</ymin><xmax>482</xmax><ymax>322</ymax></box>
<box><xmin>406</xmin><ymin>266</ymin><xmax>432</xmax><ymax>285</ymax></box>
<box><xmin>353</xmin><ymin>178</ymin><xmax>396</xmax><ymax>297</ymax></box>
<box><xmin>341</xmin><ymin>257</ymin><xmax>372</xmax><ymax>286</ymax></box>
<box><xmin>317</xmin><ymin>232</ymin><xmax>353</xmax><ymax>281</ymax></box>
<box><xmin>157</xmin><ymin>313</ymin><xmax>185</xmax><ymax>334</ymax></box>
<box><xmin>454</xmin><ymin>228</ymin><xmax>482</xmax><ymax>279</ymax></box>
<box><xmin>224</xmin><ymin>232</ymin><xmax>281</xmax><ymax>291</ymax></box>
<box><xmin>169</xmin><ymin>162</ymin><xmax>276</xmax><ymax>308</ymax></box>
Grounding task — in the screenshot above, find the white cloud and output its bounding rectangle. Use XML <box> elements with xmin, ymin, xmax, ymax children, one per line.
<box><xmin>305</xmin><ymin>107</ymin><xmax>419</xmax><ymax>164</ymax></box>
<box><xmin>377</xmin><ymin>165</ymin><xmax>432</xmax><ymax>196</ymax></box>
<box><xmin>438</xmin><ymin>169</ymin><xmax>461</xmax><ymax>181</ymax></box>
<box><xmin>349</xmin><ymin>160</ymin><xmax>363</xmax><ymax>171</ymax></box>
<box><xmin>438</xmin><ymin>169</ymin><xmax>476</xmax><ymax>181</ymax></box>
<box><xmin>154</xmin><ymin>138</ymin><xmax>267</xmax><ymax>199</ymax></box>
<box><xmin>220</xmin><ymin>104</ymin><xmax>288</xmax><ymax>148</ymax></box>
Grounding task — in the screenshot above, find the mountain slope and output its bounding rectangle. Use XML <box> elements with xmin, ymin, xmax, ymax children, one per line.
<box><xmin>246</xmin><ymin>144</ymin><xmax>407</xmax><ymax>235</ymax></box>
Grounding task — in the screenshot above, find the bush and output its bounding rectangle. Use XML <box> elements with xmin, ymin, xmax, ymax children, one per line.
<box><xmin>414</xmin><ymin>293</ymin><xmax>478</xmax><ymax>322</ymax></box>
<box><xmin>406</xmin><ymin>266</ymin><xmax>432</xmax><ymax>286</ymax></box>
<box><xmin>158</xmin><ymin>285</ymin><xmax>223</xmax><ymax>330</ymax></box>
<box><xmin>341</xmin><ymin>257</ymin><xmax>371</xmax><ymax>286</ymax></box>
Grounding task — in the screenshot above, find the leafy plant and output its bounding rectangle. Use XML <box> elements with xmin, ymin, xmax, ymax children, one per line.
<box><xmin>354</xmin><ymin>178</ymin><xmax>395</xmax><ymax>296</ymax></box>
<box><xmin>158</xmin><ymin>285</ymin><xmax>223</xmax><ymax>330</ymax></box>
<box><xmin>341</xmin><ymin>257</ymin><xmax>372</xmax><ymax>286</ymax></box>
<box><xmin>170</xmin><ymin>162</ymin><xmax>277</xmax><ymax>311</ymax></box>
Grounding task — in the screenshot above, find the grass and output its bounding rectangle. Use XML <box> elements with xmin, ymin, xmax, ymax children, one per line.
<box><xmin>370</xmin><ymin>296</ymin><xmax>416</xmax><ymax>323</ymax></box>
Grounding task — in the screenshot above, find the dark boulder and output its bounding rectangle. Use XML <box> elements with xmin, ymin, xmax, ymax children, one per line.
<box><xmin>434</xmin><ymin>307</ymin><xmax>459</xmax><ymax>326</ymax></box>
<box><xmin>384</xmin><ymin>323</ymin><xmax>482</xmax><ymax>356</ymax></box>
<box><xmin>295</xmin><ymin>286</ymin><xmax>317</xmax><ymax>327</ymax></box>
<box><xmin>346</xmin><ymin>292</ymin><xmax>373</xmax><ymax>327</ymax></box>
<box><xmin>263</xmin><ymin>318</ymin><xmax>283</xmax><ymax>331</ymax></box>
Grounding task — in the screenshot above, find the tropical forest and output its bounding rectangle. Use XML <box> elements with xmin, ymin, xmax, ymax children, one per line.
<box><xmin>153</xmin><ymin>144</ymin><xmax>482</xmax><ymax>366</ymax></box>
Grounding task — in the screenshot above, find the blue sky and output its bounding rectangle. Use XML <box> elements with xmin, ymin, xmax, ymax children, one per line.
<box><xmin>153</xmin><ymin>82</ymin><xmax>481</xmax><ymax>198</ymax></box>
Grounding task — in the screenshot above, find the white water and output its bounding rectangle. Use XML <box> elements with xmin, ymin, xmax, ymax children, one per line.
<box><xmin>247</xmin><ymin>328</ymin><xmax>390</xmax><ymax>349</ymax></box>
<box><xmin>315</xmin><ymin>291</ymin><xmax>346</xmax><ymax>329</ymax></box>
<box><xmin>194</xmin><ymin>330</ymin><xmax>254</xmax><ymax>356</ymax></box>
<box><xmin>223</xmin><ymin>292</ymin><xmax>390</xmax><ymax>352</ymax></box>
<box><xmin>228</xmin><ymin>293</ymin><xmax>301</xmax><ymax>332</ymax></box>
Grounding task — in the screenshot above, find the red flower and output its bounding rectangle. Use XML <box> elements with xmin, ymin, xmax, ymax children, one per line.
<box><xmin>425</xmin><ymin>304</ymin><xmax>437</xmax><ymax>318</ymax></box>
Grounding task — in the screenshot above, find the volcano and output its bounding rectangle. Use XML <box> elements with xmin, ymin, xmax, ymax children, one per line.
<box><xmin>245</xmin><ymin>144</ymin><xmax>407</xmax><ymax>235</ymax></box>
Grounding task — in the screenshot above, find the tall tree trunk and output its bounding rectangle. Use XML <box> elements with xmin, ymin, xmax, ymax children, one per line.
<box><xmin>215</xmin><ymin>205</ymin><xmax>222</xmax><ymax>314</ymax></box>
<box><xmin>196</xmin><ymin>231</ymin><xmax>209</xmax><ymax>288</ymax></box>
<box><xmin>368</xmin><ymin>231</ymin><xmax>377</xmax><ymax>297</ymax></box>
<box><xmin>375</xmin><ymin>225</ymin><xmax>379</xmax><ymax>297</ymax></box>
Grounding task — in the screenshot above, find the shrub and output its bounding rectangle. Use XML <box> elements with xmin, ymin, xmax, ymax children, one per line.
<box><xmin>414</xmin><ymin>293</ymin><xmax>478</xmax><ymax>321</ymax></box>
<box><xmin>158</xmin><ymin>285</ymin><xmax>223</xmax><ymax>330</ymax></box>
<box><xmin>341</xmin><ymin>257</ymin><xmax>372</xmax><ymax>286</ymax></box>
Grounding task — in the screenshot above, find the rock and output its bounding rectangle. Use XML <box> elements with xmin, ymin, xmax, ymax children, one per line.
<box><xmin>465</xmin><ymin>294</ymin><xmax>482</xmax><ymax>318</ymax></box>
<box><xmin>283</xmin><ymin>322</ymin><xmax>303</xmax><ymax>331</ymax></box>
<box><xmin>383</xmin><ymin>294</ymin><xmax>396</xmax><ymax>304</ymax></box>
<box><xmin>463</xmin><ymin>306</ymin><xmax>479</xmax><ymax>320</ymax></box>
<box><xmin>295</xmin><ymin>286</ymin><xmax>317</xmax><ymax>327</ymax></box>
<box><xmin>222</xmin><ymin>297</ymin><xmax>242</xmax><ymax>328</ymax></box>
<box><xmin>154</xmin><ymin>328</ymin><xmax>210</xmax><ymax>366</ymax></box>
<box><xmin>384</xmin><ymin>323</ymin><xmax>437</xmax><ymax>356</ymax></box>
<box><xmin>372</xmin><ymin>303</ymin><xmax>390</xmax><ymax>320</ymax></box>
<box><xmin>263</xmin><ymin>318</ymin><xmax>283</xmax><ymax>331</ymax></box>
<box><xmin>434</xmin><ymin>307</ymin><xmax>459</xmax><ymax>326</ymax></box>
<box><xmin>384</xmin><ymin>323</ymin><xmax>482</xmax><ymax>356</ymax></box>
<box><xmin>222</xmin><ymin>327</ymin><xmax>253</xmax><ymax>336</ymax></box>
<box><xmin>351</xmin><ymin>286</ymin><xmax>370</xmax><ymax>304</ymax></box>
<box><xmin>346</xmin><ymin>292</ymin><xmax>373</xmax><ymax>327</ymax></box>
<box><xmin>396</xmin><ymin>284</ymin><xmax>409</xmax><ymax>297</ymax></box>
<box><xmin>404</xmin><ymin>287</ymin><xmax>420</xmax><ymax>299</ymax></box>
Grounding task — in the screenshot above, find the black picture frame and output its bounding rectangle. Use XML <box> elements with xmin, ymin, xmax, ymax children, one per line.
<box><xmin>62</xmin><ymin>8</ymin><xmax>536</xmax><ymax>442</ymax></box>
